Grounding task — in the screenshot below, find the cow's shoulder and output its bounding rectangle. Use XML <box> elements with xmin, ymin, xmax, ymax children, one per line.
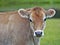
<box><xmin>0</xmin><ymin>10</ymin><xmax>21</xmax><ymax>24</ymax></box>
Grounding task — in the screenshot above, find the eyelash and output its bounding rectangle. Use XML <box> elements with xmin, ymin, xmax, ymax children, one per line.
<box><xmin>44</xmin><ymin>18</ymin><xmax>46</xmax><ymax>21</ymax></box>
<box><xmin>29</xmin><ymin>19</ymin><xmax>32</xmax><ymax>22</ymax></box>
<box><xmin>29</xmin><ymin>18</ymin><xmax>46</xmax><ymax>22</ymax></box>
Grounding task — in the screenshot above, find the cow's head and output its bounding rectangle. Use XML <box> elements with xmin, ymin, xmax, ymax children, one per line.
<box><xmin>18</xmin><ymin>7</ymin><xmax>56</xmax><ymax>37</ymax></box>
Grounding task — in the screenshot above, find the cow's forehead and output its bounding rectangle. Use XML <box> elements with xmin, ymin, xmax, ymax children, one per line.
<box><xmin>30</xmin><ymin>7</ymin><xmax>45</xmax><ymax>19</ymax></box>
<box><xmin>31</xmin><ymin>7</ymin><xmax>45</xmax><ymax>12</ymax></box>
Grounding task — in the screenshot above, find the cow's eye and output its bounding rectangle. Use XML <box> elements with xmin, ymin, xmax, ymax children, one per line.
<box><xmin>29</xmin><ymin>19</ymin><xmax>32</xmax><ymax>22</ymax></box>
<box><xmin>44</xmin><ymin>18</ymin><xmax>46</xmax><ymax>21</ymax></box>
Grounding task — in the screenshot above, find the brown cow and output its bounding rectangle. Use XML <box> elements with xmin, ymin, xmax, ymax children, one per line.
<box><xmin>0</xmin><ymin>7</ymin><xmax>56</xmax><ymax>45</ymax></box>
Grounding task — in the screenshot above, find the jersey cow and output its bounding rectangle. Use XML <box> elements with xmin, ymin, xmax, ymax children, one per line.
<box><xmin>0</xmin><ymin>7</ymin><xmax>56</xmax><ymax>45</ymax></box>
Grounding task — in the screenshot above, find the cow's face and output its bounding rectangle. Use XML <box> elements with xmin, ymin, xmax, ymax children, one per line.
<box><xmin>18</xmin><ymin>7</ymin><xmax>56</xmax><ymax>37</ymax></box>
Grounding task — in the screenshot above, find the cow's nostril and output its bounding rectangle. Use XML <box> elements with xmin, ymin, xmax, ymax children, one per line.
<box><xmin>35</xmin><ymin>32</ymin><xmax>42</xmax><ymax>35</ymax></box>
<box><xmin>35</xmin><ymin>32</ymin><xmax>42</xmax><ymax>37</ymax></box>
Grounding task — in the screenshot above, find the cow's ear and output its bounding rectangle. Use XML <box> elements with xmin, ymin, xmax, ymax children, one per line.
<box><xmin>46</xmin><ymin>9</ymin><xmax>56</xmax><ymax>18</ymax></box>
<box><xmin>18</xmin><ymin>9</ymin><xmax>30</xmax><ymax>18</ymax></box>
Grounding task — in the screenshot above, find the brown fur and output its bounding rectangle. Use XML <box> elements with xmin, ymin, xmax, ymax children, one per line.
<box><xmin>0</xmin><ymin>7</ymin><xmax>54</xmax><ymax>45</ymax></box>
<box><xmin>30</xmin><ymin>7</ymin><xmax>45</xmax><ymax>30</ymax></box>
<box><xmin>0</xmin><ymin>11</ymin><xmax>33</xmax><ymax>45</ymax></box>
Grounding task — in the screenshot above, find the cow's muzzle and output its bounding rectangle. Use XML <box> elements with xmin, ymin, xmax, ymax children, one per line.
<box><xmin>35</xmin><ymin>31</ymin><xmax>42</xmax><ymax>37</ymax></box>
<box><xmin>34</xmin><ymin>30</ymin><xmax>44</xmax><ymax>37</ymax></box>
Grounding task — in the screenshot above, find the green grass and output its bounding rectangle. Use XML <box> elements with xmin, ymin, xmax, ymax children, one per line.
<box><xmin>40</xmin><ymin>19</ymin><xmax>60</xmax><ymax>45</ymax></box>
<box><xmin>0</xmin><ymin>0</ymin><xmax>60</xmax><ymax>11</ymax></box>
<box><xmin>0</xmin><ymin>0</ymin><xmax>60</xmax><ymax>44</ymax></box>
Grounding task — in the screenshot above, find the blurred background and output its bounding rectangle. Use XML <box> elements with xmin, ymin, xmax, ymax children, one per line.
<box><xmin>0</xmin><ymin>0</ymin><xmax>60</xmax><ymax>45</ymax></box>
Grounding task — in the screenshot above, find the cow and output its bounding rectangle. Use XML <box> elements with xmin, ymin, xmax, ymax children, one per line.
<box><xmin>0</xmin><ymin>7</ymin><xmax>56</xmax><ymax>45</ymax></box>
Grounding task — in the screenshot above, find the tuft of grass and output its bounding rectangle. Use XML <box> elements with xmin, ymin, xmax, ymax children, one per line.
<box><xmin>40</xmin><ymin>19</ymin><xmax>60</xmax><ymax>45</ymax></box>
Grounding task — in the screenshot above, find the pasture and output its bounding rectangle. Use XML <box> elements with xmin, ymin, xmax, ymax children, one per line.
<box><xmin>0</xmin><ymin>0</ymin><xmax>60</xmax><ymax>11</ymax></box>
<box><xmin>41</xmin><ymin>19</ymin><xmax>60</xmax><ymax>45</ymax></box>
<box><xmin>0</xmin><ymin>0</ymin><xmax>60</xmax><ymax>45</ymax></box>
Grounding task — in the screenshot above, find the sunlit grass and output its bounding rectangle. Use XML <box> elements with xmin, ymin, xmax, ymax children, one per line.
<box><xmin>0</xmin><ymin>0</ymin><xmax>60</xmax><ymax>11</ymax></box>
<box><xmin>41</xmin><ymin>19</ymin><xmax>60</xmax><ymax>45</ymax></box>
